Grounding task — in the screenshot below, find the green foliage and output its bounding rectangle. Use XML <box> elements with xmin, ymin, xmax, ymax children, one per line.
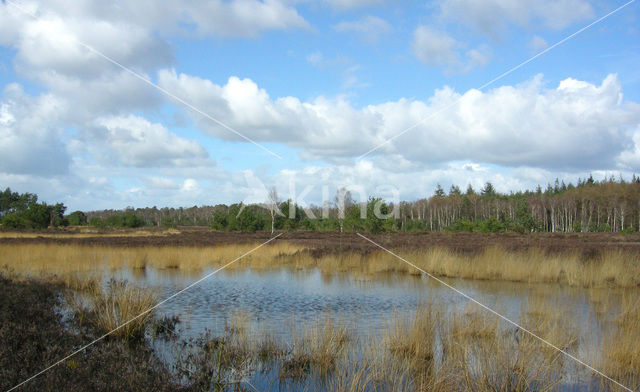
<box><xmin>622</xmin><ymin>226</ymin><xmax>636</xmax><ymax>235</ymax></box>
<box><xmin>481</xmin><ymin>182</ymin><xmax>496</xmax><ymax>197</ymax></box>
<box><xmin>66</xmin><ymin>211</ymin><xmax>88</xmax><ymax>226</ymax></box>
<box><xmin>89</xmin><ymin>212</ymin><xmax>145</xmax><ymax>228</ymax></box>
<box><xmin>227</xmin><ymin>204</ymin><xmax>266</xmax><ymax>232</ymax></box>
<box><xmin>0</xmin><ymin>187</ymin><xmax>38</xmax><ymax>217</ymax></box>
<box><xmin>210</xmin><ymin>209</ymin><xmax>229</xmax><ymax>231</ymax></box>
<box><xmin>1</xmin><ymin>213</ymin><xmax>31</xmax><ymax>228</ymax></box>
<box><xmin>445</xmin><ymin>220</ymin><xmax>476</xmax><ymax>232</ymax></box>
<box><xmin>104</xmin><ymin>213</ymin><xmax>145</xmax><ymax>228</ymax></box>
<box><xmin>159</xmin><ymin>217</ymin><xmax>178</xmax><ymax>228</ymax></box>
<box><xmin>0</xmin><ymin>192</ymin><xmax>66</xmax><ymax>229</ymax></box>
<box><xmin>475</xmin><ymin>217</ymin><xmax>507</xmax><ymax>233</ymax></box>
<box><xmin>363</xmin><ymin>197</ymin><xmax>395</xmax><ymax>233</ymax></box>
<box><xmin>89</xmin><ymin>217</ymin><xmax>105</xmax><ymax>227</ymax></box>
<box><xmin>403</xmin><ymin>219</ymin><xmax>428</xmax><ymax>231</ymax></box>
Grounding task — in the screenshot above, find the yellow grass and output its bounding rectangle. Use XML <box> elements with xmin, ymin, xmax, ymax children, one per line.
<box><xmin>290</xmin><ymin>314</ymin><xmax>352</xmax><ymax>372</ymax></box>
<box><xmin>0</xmin><ymin>242</ymin><xmax>305</xmax><ymax>277</ymax></box>
<box><xmin>66</xmin><ymin>279</ymin><xmax>157</xmax><ymax>340</ymax></box>
<box><xmin>1</xmin><ymin>241</ymin><xmax>639</xmax><ymax>288</ymax></box>
<box><xmin>0</xmin><ymin>228</ymin><xmax>181</xmax><ymax>239</ymax></box>
<box><xmin>599</xmin><ymin>293</ymin><xmax>640</xmax><ymax>390</ymax></box>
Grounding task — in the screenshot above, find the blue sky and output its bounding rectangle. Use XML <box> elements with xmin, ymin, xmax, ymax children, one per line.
<box><xmin>1</xmin><ymin>0</ymin><xmax>640</xmax><ymax>211</ymax></box>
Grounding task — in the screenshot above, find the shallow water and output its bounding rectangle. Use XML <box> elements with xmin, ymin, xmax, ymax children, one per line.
<box><xmin>109</xmin><ymin>265</ymin><xmax>631</xmax><ymax>391</ymax></box>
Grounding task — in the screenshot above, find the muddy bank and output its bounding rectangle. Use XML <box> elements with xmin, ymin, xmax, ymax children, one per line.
<box><xmin>0</xmin><ymin>272</ymin><xmax>184</xmax><ymax>392</ymax></box>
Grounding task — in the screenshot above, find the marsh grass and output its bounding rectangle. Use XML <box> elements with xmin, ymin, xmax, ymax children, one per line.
<box><xmin>599</xmin><ymin>293</ymin><xmax>640</xmax><ymax>390</ymax></box>
<box><xmin>0</xmin><ymin>228</ymin><xmax>181</xmax><ymax>239</ymax></box>
<box><xmin>284</xmin><ymin>315</ymin><xmax>352</xmax><ymax>378</ymax></box>
<box><xmin>2</xmin><ymin>241</ymin><xmax>639</xmax><ymax>287</ymax></box>
<box><xmin>67</xmin><ymin>279</ymin><xmax>157</xmax><ymax>341</ymax></box>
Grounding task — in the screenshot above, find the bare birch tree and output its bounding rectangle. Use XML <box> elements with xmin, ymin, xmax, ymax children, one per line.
<box><xmin>265</xmin><ymin>186</ymin><xmax>281</xmax><ymax>234</ymax></box>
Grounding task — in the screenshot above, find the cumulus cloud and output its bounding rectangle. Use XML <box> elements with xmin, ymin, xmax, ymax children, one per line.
<box><xmin>412</xmin><ymin>26</ymin><xmax>460</xmax><ymax>67</ymax></box>
<box><xmin>1</xmin><ymin>1</ymin><xmax>308</xmax><ymax>42</ymax></box>
<box><xmin>324</xmin><ymin>0</ymin><xmax>385</xmax><ymax>11</ymax></box>
<box><xmin>264</xmin><ymin>161</ymin><xmax>573</xmax><ymax>205</ymax></box>
<box><xmin>158</xmin><ymin>70</ymin><xmax>640</xmax><ymax>171</ymax></box>
<box><xmin>439</xmin><ymin>0</ymin><xmax>594</xmax><ymax>35</ymax></box>
<box><xmin>87</xmin><ymin>115</ymin><xmax>212</xmax><ymax>168</ymax></box>
<box><xmin>0</xmin><ymin>84</ymin><xmax>70</xmax><ymax>176</ymax></box>
<box><xmin>0</xmin><ymin>0</ymin><xmax>308</xmax><ymax>121</ymax></box>
<box><xmin>171</xmin><ymin>0</ymin><xmax>309</xmax><ymax>37</ymax></box>
<box><xmin>412</xmin><ymin>26</ymin><xmax>491</xmax><ymax>73</ymax></box>
<box><xmin>332</xmin><ymin>15</ymin><xmax>392</xmax><ymax>43</ymax></box>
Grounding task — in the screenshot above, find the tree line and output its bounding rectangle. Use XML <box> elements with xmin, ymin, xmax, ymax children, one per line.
<box><xmin>397</xmin><ymin>175</ymin><xmax>640</xmax><ymax>234</ymax></box>
<box><xmin>3</xmin><ymin>175</ymin><xmax>640</xmax><ymax>233</ymax></box>
<box><xmin>0</xmin><ymin>188</ymin><xmax>68</xmax><ymax>229</ymax></box>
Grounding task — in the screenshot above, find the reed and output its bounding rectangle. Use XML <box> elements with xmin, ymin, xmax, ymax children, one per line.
<box><xmin>599</xmin><ymin>293</ymin><xmax>640</xmax><ymax>390</ymax></box>
<box><xmin>1</xmin><ymin>240</ymin><xmax>639</xmax><ymax>290</ymax></box>
<box><xmin>383</xmin><ymin>306</ymin><xmax>438</xmax><ymax>376</ymax></box>
<box><xmin>0</xmin><ymin>228</ymin><xmax>180</xmax><ymax>239</ymax></box>
<box><xmin>289</xmin><ymin>314</ymin><xmax>352</xmax><ymax>373</ymax></box>
<box><xmin>66</xmin><ymin>279</ymin><xmax>157</xmax><ymax>340</ymax></box>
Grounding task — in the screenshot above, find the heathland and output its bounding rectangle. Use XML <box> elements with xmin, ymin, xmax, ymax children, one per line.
<box><xmin>1</xmin><ymin>228</ymin><xmax>639</xmax><ymax>391</ymax></box>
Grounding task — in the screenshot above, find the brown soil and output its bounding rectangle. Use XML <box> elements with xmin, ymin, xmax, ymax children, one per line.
<box><xmin>0</xmin><ymin>272</ymin><xmax>185</xmax><ymax>391</ymax></box>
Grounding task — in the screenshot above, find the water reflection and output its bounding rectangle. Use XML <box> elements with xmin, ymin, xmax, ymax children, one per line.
<box><xmin>112</xmin><ymin>266</ymin><xmax>628</xmax><ymax>346</ymax></box>
<box><xmin>82</xmin><ymin>259</ymin><xmax>639</xmax><ymax>391</ymax></box>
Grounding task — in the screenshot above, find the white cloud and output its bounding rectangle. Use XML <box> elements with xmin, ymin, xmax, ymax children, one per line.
<box><xmin>0</xmin><ymin>84</ymin><xmax>70</xmax><ymax>176</ymax></box>
<box><xmin>306</xmin><ymin>51</ymin><xmax>325</xmax><ymax>66</ymax></box>
<box><xmin>529</xmin><ymin>35</ymin><xmax>548</xmax><ymax>52</ymax></box>
<box><xmin>616</xmin><ymin>125</ymin><xmax>640</xmax><ymax>170</ymax></box>
<box><xmin>439</xmin><ymin>0</ymin><xmax>594</xmax><ymax>35</ymax></box>
<box><xmin>88</xmin><ymin>115</ymin><xmax>212</xmax><ymax>168</ymax></box>
<box><xmin>1</xmin><ymin>1</ymin><xmax>308</xmax><ymax>42</ymax></box>
<box><xmin>332</xmin><ymin>15</ymin><xmax>392</xmax><ymax>43</ymax></box>
<box><xmin>158</xmin><ymin>70</ymin><xmax>640</xmax><ymax>171</ymax></box>
<box><xmin>412</xmin><ymin>26</ymin><xmax>460</xmax><ymax>67</ymax></box>
<box><xmin>412</xmin><ymin>26</ymin><xmax>491</xmax><ymax>73</ymax></box>
<box><xmin>146</xmin><ymin>177</ymin><xmax>180</xmax><ymax>190</ymax></box>
<box><xmin>324</xmin><ymin>0</ymin><xmax>385</xmax><ymax>11</ymax></box>
<box><xmin>161</xmin><ymin>0</ymin><xmax>309</xmax><ymax>38</ymax></box>
<box><xmin>0</xmin><ymin>0</ymin><xmax>308</xmax><ymax>122</ymax></box>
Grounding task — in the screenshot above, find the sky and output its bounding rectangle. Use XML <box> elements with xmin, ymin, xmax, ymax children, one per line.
<box><xmin>1</xmin><ymin>0</ymin><xmax>640</xmax><ymax>211</ymax></box>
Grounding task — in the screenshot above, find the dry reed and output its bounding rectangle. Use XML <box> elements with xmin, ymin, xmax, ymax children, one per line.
<box><xmin>66</xmin><ymin>279</ymin><xmax>157</xmax><ymax>340</ymax></box>
<box><xmin>2</xmin><ymin>241</ymin><xmax>638</xmax><ymax>287</ymax></box>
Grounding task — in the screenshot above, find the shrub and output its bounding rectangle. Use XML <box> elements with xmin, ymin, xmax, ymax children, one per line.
<box><xmin>66</xmin><ymin>211</ymin><xmax>87</xmax><ymax>226</ymax></box>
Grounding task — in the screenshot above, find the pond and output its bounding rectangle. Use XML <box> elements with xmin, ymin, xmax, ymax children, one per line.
<box><xmin>104</xmin><ymin>264</ymin><xmax>633</xmax><ymax>391</ymax></box>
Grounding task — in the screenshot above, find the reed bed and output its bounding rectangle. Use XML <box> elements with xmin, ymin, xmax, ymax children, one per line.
<box><xmin>0</xmin><ymin>228</ymin><xmax>180</xmax><ymax>239</ymax></box>
<box><xmin>288</xmin><ymin>314</ymin><xmax>352</xmax><ymax>374</ymax></box>
<box><xmin>599</xmin><ymin>293</ymin><xmax>640</xmax><ymax>390</ymax></box>
<box><xmin>159</xmin><ymin>293</ymin><xmax>639</xmax><ymax>392</ymax></box>
<box><xmin>0</xmin><ymin>242</ymin><xmax>305</xmax><ymax>277</ymax></box>
<box><xmin>66</xmin><ymin>279</ymin><xmax>158</xmax><ymax>340</ymax></box>
<box><xmin>1</xmin><ymin>241</ymin><xmax>639</xmax><ymax>289</ymax></box>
